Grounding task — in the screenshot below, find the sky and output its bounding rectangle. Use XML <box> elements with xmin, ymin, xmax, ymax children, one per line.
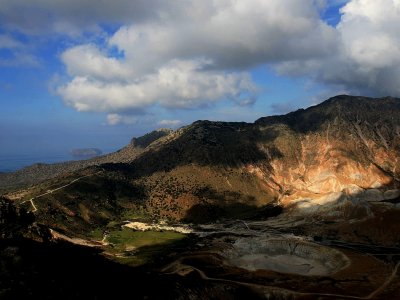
<box><xmin>1</xmin><ymin>0</ymin><xmax>400</xmax><ymax>164</ymax></box>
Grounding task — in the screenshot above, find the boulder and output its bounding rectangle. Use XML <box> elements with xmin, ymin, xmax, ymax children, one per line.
<box><xmin>361</xmin><ymin>189</ymin><xmax>384</xmax><ymax>202</ymax></box>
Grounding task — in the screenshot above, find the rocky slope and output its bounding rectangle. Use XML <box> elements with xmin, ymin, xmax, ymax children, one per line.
<box><xmin>112</xmin><ymin>95</ymin><xmax>400</xmax><ymax>221</ymax></box>
<box><xmin>3</xmin><ymin>95</ymin><xmax>400</xmax><ymax>233</ymax></box>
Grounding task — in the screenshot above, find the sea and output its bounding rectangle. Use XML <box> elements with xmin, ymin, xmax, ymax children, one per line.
<box><xmin>0</xmin><ymin>153</ymin><xmax>76</xmax><ymax>173</ymax></box>
<box><xmin>0</xmin><ymin>148</ymin><xmax>118</xmax><ymax>173</ymax></box>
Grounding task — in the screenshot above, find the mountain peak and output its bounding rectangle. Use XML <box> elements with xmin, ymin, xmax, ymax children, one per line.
<box><xmin>130</xmin><ymin>128</ymin><xmax>173</xmax><ymax>148</ymax></box>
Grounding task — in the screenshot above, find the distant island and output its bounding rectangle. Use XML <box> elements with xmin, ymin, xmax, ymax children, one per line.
<box><xmin>70</xmin><ymin>148</ymin><xmax>102</xmax><ymax>158</ymax></box>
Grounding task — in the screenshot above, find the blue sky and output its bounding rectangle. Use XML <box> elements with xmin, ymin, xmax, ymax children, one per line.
<box><xmin>1</xmin><ymin>0</ymin><xmax>399</xmax><ymax>167</ymax></box>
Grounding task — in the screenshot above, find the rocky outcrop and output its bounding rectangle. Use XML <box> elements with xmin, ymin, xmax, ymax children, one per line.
<box><xmin>251</xmin><ymin>96</ymin><xmax>400</xmax><ymax>217</ymax></box>
<box><xmin>130</xmin><ymin>128</ymin><xmax>172</xmax><ymax>148</ymax></box>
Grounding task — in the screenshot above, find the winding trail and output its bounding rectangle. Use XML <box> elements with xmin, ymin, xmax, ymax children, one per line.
<box><xmin>164</xmin><ymin>260</ymin><xmax>400</xmax><ymax>300</ymax></box>
<box><xmin>21</xmin><ymin>171</ymin><xmax>102</xmax><ymax>212</ymax></box>
<box><xmin>366</xmin><ymin>261</ymin><xmax>400</xmax><ymax>299</ymax></box>
<box><xmin>28</xmin><ymin>199</ymin><xmax>37</xmax><ymax>212</ymax></box>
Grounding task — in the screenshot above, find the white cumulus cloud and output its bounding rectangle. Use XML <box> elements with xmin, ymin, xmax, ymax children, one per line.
<box><xmin>57</xmin><ymin>0</ymin><xmax>335</xmax><ymax>115</ymax></box>
<box><xmin>157</xmin><ymin>119</ymin><xmax>182</xmax><ymax>128</ymax></box>
<box><xmin>106</xmin><ymin>113</ymin><xmax>138</xmax><ymax>125</ymax></box>
<box><xmin>3</xmin><ymin>0</ymin><xmax>398</xmax><ymax>120</ymax></box>
<box><xmin>277</xmin><ymin>0</ymin><xmax>400</xmax><ymax>96</ymax></box>
<box><xmin>61</xmin><ymin>44</ymin><xmax>133</xmax><ymax>81</ymax></box>
<box><xmin>58</xmin><ymin>58</ymin><xmax>257</xmax><ymax>112</ymax></box>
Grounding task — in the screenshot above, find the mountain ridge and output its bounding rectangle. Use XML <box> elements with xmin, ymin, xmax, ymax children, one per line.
<box><xmin>3</xmin><ymin>95</ymin><xmax>400</xmax><ymax>229</ymax></box>
<box><xmin>2</xmin><ymin>95</ymin><xmax>399</xmax><ymax>237</ymax></box>
<box><xmin>4</xmin><ymin>94</ymin><xmax>398</xmax><ymax>192</ymax></box>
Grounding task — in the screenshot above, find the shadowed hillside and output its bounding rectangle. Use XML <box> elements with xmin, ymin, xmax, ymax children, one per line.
<box><xmin>2</xmin><ymin>95</ymin><xmax>400</xmax><ymax>232</ymax></box>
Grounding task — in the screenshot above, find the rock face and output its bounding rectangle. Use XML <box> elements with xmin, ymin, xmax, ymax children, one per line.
<box><xmin>255</xmin><ymin>97</ymin><xmax>398</xmax><ymax>197</ymax></box>
<box><xmin>130</xmin><ymin>128</ymin><xmax>172</xmax><ymax>148</ymax></box>
<box><xmin>115</xmin><ymin>95</ymin><xmax>399</xmax><ymax>220</ymax></box>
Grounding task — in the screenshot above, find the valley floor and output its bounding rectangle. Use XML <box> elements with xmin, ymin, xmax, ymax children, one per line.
<box><xmin>4</xmin><ymin>214</ymin><xmax>398</xmax><ymax>299</ymax></box>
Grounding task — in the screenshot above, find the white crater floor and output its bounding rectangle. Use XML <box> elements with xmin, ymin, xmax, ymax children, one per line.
<box><xmin>225</xmin><ymin>238</ymin><xmax>350</xmax><ymax>276</ymax></box>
